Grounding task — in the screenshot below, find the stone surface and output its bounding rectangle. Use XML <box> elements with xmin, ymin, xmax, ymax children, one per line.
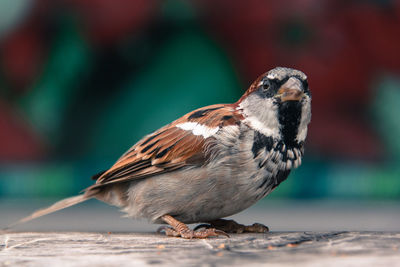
<box><xmin>1</xmin><ymin>200</ymin><xmax>400</xmax><ymax>266</ymax></box>
<box><xmin>1</xmin><ymin>231</ymin><xmax>399</xmax><ymax>266</ymax></box>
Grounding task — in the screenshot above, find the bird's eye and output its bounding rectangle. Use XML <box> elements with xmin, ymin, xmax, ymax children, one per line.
<box><xmin>262</xmin><ymin>80</ymin><xmax>271</xmax><ymax>90</ymax></box>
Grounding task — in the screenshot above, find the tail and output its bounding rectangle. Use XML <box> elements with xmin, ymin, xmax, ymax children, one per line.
<box><xmin>4</xmin><ymin>194</ymin><xmax>91</xmax><ymax>230</ymax></box>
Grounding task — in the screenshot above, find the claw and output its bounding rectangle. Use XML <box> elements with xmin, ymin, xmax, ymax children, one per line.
<box><xmin>157</xmin><ymin>226</ymin><xmax>180</xmax><ymax>237</ymax></box>
<box><xmin>193</xmin><ymin>223</ymin><xmax>212</xmax><ymax>231</ymax></box>
<box><xmin>182</xmin><ymin>228</ymin><xmax>230</xmax><ymax>239</ymax></box>
<box><xmin>159</xmin><ymin>215</ymin><xmax>229</xmax><ymax>239</ymax></box>
<box><xmin>158</xmin><ymin>225</ymin><xmax>229</xmax><ymax>239</ymax></box>
<box><xmin>214</xmin><ymin>229</ymin><xmax>230</xmax><ymax>238</ymax></box>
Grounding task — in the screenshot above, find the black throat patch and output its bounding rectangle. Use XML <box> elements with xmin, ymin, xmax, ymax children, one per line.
<box><xmin>278</xmin><ymin>101</ymin><xmax>302</xmax><ymax>148</ymax></box>
<box><xmin>252</xmin><ymin>131</ymin><xmax>273</xmax><ymax>158</ymax></box>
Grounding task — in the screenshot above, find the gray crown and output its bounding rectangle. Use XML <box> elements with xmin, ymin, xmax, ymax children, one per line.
<box><xmin>266</xmin><ymin>67</ymin><xmax>307</xmax><ymax>81</ymax></box>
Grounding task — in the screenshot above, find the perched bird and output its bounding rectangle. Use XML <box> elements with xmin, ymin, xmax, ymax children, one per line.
<box><xmin>9</xmin><ymin>67</ymin><xmax>311</xmax><ymax>238</ymax></box>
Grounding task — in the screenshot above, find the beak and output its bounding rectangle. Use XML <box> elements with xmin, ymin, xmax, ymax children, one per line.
<box><xmin>277</xmin><ymin>77</ymin><xmax>304</xmax><ymax>102</ymax></box>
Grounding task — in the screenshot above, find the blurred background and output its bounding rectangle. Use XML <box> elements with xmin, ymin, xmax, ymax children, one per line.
<box><xmin>0</xmin><ymin>0</ymin><xmax>400</xmax><ymax>231</ymax></box>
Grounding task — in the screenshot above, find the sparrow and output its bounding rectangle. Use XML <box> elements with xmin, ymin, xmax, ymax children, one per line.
<box><xmin>8</xmin><ymin>67</ymin><xmax>311</xmax><ymax>239</ymax></box>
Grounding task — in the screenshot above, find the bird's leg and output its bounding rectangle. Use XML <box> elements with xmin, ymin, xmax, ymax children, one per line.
<box><xmin>195</xmin><ymin>219</ymin><xmax>269</xmax><ymax>233</ymax></box>
<box><xmin>157</xmin><ymin>215</ymin><xmax>229</xmax><ymax>239</ymax></box>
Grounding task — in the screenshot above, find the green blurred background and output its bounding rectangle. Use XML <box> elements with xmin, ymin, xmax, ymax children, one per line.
<box><xmin>0</xmin><ymin>0</ymin><xmax>400</xmax><ymax>202</ymax></box>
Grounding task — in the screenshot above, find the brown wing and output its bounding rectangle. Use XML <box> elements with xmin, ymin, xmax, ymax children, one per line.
<box><xmin>88</xmin><ymin>104</ymin><xmax>243</xmax><ymax>189</ymax></box>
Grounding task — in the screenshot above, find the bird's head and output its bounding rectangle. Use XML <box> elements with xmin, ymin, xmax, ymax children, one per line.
<box><xmin>237</xmin><ymin>67</ymin><xmax>311</xmax><ymax>146</ymax></box>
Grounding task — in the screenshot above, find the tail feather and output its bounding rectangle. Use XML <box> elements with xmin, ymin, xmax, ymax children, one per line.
<box><xmin>4</xmin><ymin>194</ymin><xmax>90</xmax><ymax>230</ymax></box>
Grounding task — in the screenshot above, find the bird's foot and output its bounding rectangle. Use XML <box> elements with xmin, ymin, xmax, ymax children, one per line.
<box><xmin>157</xmin><ymin>226</ymin><xmax>229</xmax><ymax>239</ymax></box>
<box><xmin>159</xmin><ymin>214</ymin><xmax>229</xmax><ymax>239</ymax></box>
<box><xmin>195</xmin><ymin>219</ymin><xmax>269</xmax><ymax>234</ymax></box>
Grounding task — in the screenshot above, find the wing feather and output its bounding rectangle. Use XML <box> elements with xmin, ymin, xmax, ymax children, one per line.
<box><xmin>87</xmin><ymin>104</ymin><xmax>243</xmax><ymax>191</ymax></box>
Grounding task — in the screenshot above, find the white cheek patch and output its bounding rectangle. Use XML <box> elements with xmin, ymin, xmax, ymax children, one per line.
<box><xmin>176</xmin><ymin>122</ymin><xmax>219</xmax><ymax>138</ymax></box>
<box><xmin>238</xmin><ymin>96</ymin><xmax>281</xmax><ymax>139</ymax></box>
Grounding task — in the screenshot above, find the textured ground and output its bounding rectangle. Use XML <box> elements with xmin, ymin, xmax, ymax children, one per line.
<box><xmin>1</xmin><ymin>231</ymin><xmax>400</xmax><ymax>266</ymax></box>
<box><xmin>1</xmin><ymin>199</ymin><xmax>399</xmax><ymax>266</ymax></box>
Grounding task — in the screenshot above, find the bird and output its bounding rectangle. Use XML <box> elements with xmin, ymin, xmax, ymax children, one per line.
<box><xmin>7</xmin><ymin>67</ymin><xmax>311</xmax><ymax>239</ymax></box>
